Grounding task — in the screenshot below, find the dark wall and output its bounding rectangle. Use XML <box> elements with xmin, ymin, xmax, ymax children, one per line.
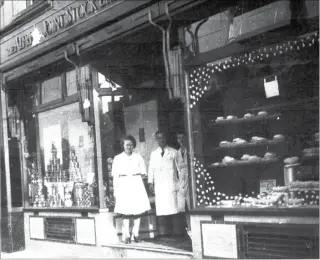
<box><xmin>8</xmin><ymin>138</ymin><xmax>22</xmax><ymax>207</ymax></box>
<box><xmin>0</xmin><ymin>91</ymin><xmax>7</xmax><ymax>211</ymax></box>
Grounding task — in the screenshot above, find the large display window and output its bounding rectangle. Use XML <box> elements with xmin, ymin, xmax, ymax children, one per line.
<box><xmin>183</xmin><ymin>2</ymin><xmax>319</xmax><ymax>209</ymax></box>
<box><xmin>24</xmin><ymin>65</ymin><xmax>98</xmax><ymax>208</ymax></box>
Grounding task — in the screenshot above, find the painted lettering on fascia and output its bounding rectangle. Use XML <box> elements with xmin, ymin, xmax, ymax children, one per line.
<box><xmin>6</xmin><ymin>0</ymin><xmax>119</xmax><ymax>56</ymax></box>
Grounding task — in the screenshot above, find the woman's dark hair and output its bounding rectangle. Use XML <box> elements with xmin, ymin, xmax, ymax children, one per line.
<box><xmin>176</xmin><ymin>131</ymin><xmax>185</xmax><ymax>136</ymax></box>
<box><xmin>123</xmin><ymin>135</ymin><xmax>137</xmax><ymax>148</ymax></box>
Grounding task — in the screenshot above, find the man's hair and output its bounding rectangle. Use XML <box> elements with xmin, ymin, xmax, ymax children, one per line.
<box><xmin>155</xmin><ymin>130</ymin><xmax>166</xmax><ymax>137</ymax></box>
<box><xmin>122</xmin><ymin>135</ymin><xmax>137</xmax><ymax>148</ymax></box>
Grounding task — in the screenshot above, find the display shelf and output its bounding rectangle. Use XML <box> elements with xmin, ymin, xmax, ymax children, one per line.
<box><xmin>209</xmin><ymin>113</ymin><xmax>281</xmax><ymax>126</ymax></box>
<box><xmin>212</xmin><ymin>139</ymin><xmax>285</xmax><ymax>152</ymax></box>
<box><xmin>301</xmin><ymin>154</ymin><xmax>319</xmax><ymax>165</ymax></box>
<box><xmin>209</xmin><ymin>158</ymin><xmax>280</xmax><ymax>168</ymax></box>
<box><xmin>23</xmin><ymin>206</ymin><xmax>99</xmax><ymax>212</ymax></box>
<box><xmin>247</xmin><ymin>97</ymin><xmax>319</xmax><ymax>113</ymax></box>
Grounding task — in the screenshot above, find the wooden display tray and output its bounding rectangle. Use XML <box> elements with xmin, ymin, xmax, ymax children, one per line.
<box><xmin>210</xmin><ymin>113</ymin><xmax>281</xmax><ymax>126</ymax></box>
<box><xmin>209</xmin><ymin>158</ymin><xmax>280</xmax><ymax>168</ymax></box>
<box><xmin>213</xmin><ymin>138</ymin><xmax>285</xmax><ymax>151</ymax></box>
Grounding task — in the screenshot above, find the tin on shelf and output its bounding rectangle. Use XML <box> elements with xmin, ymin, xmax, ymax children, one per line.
<box><xmin>284</xmin><ymin>163</ymin><xmax>300</xmax><ymax>186</ymax></box>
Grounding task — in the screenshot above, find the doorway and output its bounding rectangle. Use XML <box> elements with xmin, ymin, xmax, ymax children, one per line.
<box><xmin>88</xmin><ymin>27</ymin><xmax>189</xmax><ymax>249</ymax></box>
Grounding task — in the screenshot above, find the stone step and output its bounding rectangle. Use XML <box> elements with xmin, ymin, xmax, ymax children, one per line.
<box><xmin>103</xmin><ymin>243</ymin><xmax>193</xmax><ymax>258</ymax></box>
<box><xmin>2</xmin><ymin>240</ymin><xmax>193</xmax><ymax>258</ymax></box>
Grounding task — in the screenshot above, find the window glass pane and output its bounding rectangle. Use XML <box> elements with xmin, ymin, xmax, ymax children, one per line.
<box><xmin>184</xmin><ymin>1</ymin><xmax>291</xmax><ymax>55</ymax></box>
<box><xmin>13</xmin><ymin>0</ymin><xmax>27</xmax><ymax>17</ymax></box>
<box><xmin>28</xmin><ymin>103</ymin><xmax>97</xmax><ymax>208</ymax></box>
<box><xmin>66</xmin><ymin>66</ymin><xmax>90</xmax><ymax>96</ymax></box>
<box><xmin>66</xmin><ymin>70</ymin><xmax>77</xmax><ymax>96</ymax></box>
<box><xmin>187</xmin><ymin>33</ymin><xmax>319</xmax><ymax>208</ymax></box>
<box><xmin>41</xmin><ymin>76</ymin><xmax>62</xmax><ymax>104</ymax></box>
<box><xmin>185</xmin><ymin>12</ymin><xmax>229</xmax><ymax>54</ymax></box>
<box><xmin>1</xmin><ymin>0</ymin><xmax>13</xmax><ymax>28</ymax></box>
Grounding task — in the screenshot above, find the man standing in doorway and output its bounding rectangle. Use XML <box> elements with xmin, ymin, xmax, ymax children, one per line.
<box><xmin>148</xmin><ymin>130</ymin><xmax>179</xmax><ymax>237</ymax></box>
<box><xmin>175</xmin><ymin>131</ymin><xmax>191</xmax><ymax>238</ymax></box>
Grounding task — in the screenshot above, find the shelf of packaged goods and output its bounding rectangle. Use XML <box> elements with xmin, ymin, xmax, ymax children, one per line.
<box><xmin>209</xmin><ymin>113</ymin><xmax>281</xmax><ymax>127</ymax></box>
<box><xmin>247</xmin><ymin>97</ymin><xmax>319</xmax><ymax>113</ymax></box>
<box><xmin>209</xmin><ymin>158</ymin><xmax>280</xmax><ymax>168</ymax></box>
<box><xmin>212</xmin><ymin>139</ymin><xmax>285</xmax><ymax>152</ymax></box>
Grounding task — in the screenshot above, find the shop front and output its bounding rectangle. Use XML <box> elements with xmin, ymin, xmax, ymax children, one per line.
<box><xmin>1</xmin><ymin>0</ymin><xmax>319</xmax><ymax>258</ymax></box>
<box><xmin>179</xmin><ymin>0</ymin><xmax>319</xmax><ymax>259</ymax></box>
<box><xmin>0</xmin><ymin>0</ymin><xmax>203</xmax><ymax>256</ymax></box>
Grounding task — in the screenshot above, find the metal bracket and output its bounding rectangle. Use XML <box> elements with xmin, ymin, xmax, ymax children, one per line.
<box><xmin>1</xmin><ymin>74</ymin><xmax>10</xmax><ymax>93</ymax></box>
<box><xmin>75</xmin><ymin>42</ymin><xmax>81</xmax><ymax>57</ymax></box>
<box><xmin>64</xmin><ymin>49</ymin><xmax>78</xmax><ymax>70</ymax></box>
<box><xmin>164</xmin><ymin>2</ymin><xmax>173</xmax><ymax>98</ymax></box>
<box><xmin>194</xmin><ymin>18</ymin><xmax>208</xmax><ymax>54</ymax></box>
<box><xmin>148</xmin><ymin>3</ymin><xmax>174</xmax><ymax>99</ymax></box>
<box><xmin>63</xmin><ymin>49</ymin><xmax>85</xmax><ymax>119</ymax></box>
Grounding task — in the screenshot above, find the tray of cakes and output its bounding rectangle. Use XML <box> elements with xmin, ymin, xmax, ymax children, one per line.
<box><xmin>216</xmin><ymin>135</ymin><xmax>285</xmax><ymax>150</ymax></box>
<box><xmin>302</xmin><ymin>147</ymin><xmax>319</xmax><ymax>158</ymax></box>
<box><xmin>271</xmin><ymin>181</ymin><xmax>319</xmax><ymax>207</ymax></box>
<box><xmin>212</xmin><ymin>111</ymin><xmax>281</xmax><ymax>125</ymax></box>
<box><xmin>210</xmin><ymin>152</ymin><xmax>279</xmax><ymax>168</ymax></box>
<box><xmin>234</xmin><ymin>181</ymin><xmax>319</xmax><ymax>208</ymax></box>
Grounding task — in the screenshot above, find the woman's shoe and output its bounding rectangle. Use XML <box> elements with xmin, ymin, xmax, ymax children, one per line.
<box><xmin>124</xmin><ymin>238</ymin><xmax>131</xmax><ymax>244</ymax></box>
<box><xmin>133</xmin><ymin>236</ymin><xmax>141</xmax><ymax>243</ymax></box>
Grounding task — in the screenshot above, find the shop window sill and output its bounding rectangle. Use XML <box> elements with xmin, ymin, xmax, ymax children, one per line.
<box><xmin>24</xmin><ymin>206</ymin><xmax>99</xmax><ymax>213</ymax></box>
<box><xmin>0</xmin><ymin>0</ymin><xmax>53</xmax><ymax>37</ymax></box>
<box><xmin>189</xmin><ymin>206</ymin><xmax>320</xmax><ymax>217</ymax></box>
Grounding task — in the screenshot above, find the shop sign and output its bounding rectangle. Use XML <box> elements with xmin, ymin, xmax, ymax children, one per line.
<box><xmin>2</xmin><ymin>0</ymin><xmax>121</xmax><ymax>59</ymax></box>
<box><xmin>201</xmin><ymin>222</ymin><xmax>238</xmax><ymax>259</ymax></box>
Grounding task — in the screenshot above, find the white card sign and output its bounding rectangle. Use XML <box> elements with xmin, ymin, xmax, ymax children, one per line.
<box><xmin>30</xmin><ymin>217</ymin><xmax>45</xmax><ymax>239</ymax></box>
<box><xmin>202</xmin><ymin>223</ymin><xmax>238</xmax><ymax>258</ymax></box>
<box><xmin>264</xmin><ymin>76</ymin><xmax>280</xmax><ymax>98</ymax></box>
<box><xmin>260</xmin><ymin>179</ymin><xmax>276</xmax><ymax>193</ymax></box>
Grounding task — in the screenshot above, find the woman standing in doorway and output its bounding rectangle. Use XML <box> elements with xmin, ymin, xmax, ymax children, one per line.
<box><xmin>112</xmin><ymin>135</ymin><xmax>151</xmax><ymax>244</ymax></box>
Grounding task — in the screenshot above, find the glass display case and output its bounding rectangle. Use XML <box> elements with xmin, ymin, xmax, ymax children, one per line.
<box><xmin>187</xmin><ymin>31</ymin><xmax>319</xmax><ymax>209</ymax></box>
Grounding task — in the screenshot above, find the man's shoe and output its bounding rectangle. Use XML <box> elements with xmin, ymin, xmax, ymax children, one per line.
<box><xmin>124</xmin><ymin>238</ymin><xmax>131</xmax><ymax>244</ymax></box>
<box><xmin>133</xmin><ymin>236</ymin><xmax>141</xmax><ymax>243</ymax></box>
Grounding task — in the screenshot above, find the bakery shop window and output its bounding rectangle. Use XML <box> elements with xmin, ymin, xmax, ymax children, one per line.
<box><xmin>188</xmin><ymin>32</ymin><xmax>319</xmax><ymax>208</ymax></box>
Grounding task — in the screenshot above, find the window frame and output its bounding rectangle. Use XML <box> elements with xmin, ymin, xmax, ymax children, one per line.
<box><xmin>24</xmin><ymin>65</ymin><xmax>101</xmax><ymax>210</ymax></box>
<box><xmin>0</xmin><ymin>0</ymin><xmax>53</xmax><ymax>37</ymax></box>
